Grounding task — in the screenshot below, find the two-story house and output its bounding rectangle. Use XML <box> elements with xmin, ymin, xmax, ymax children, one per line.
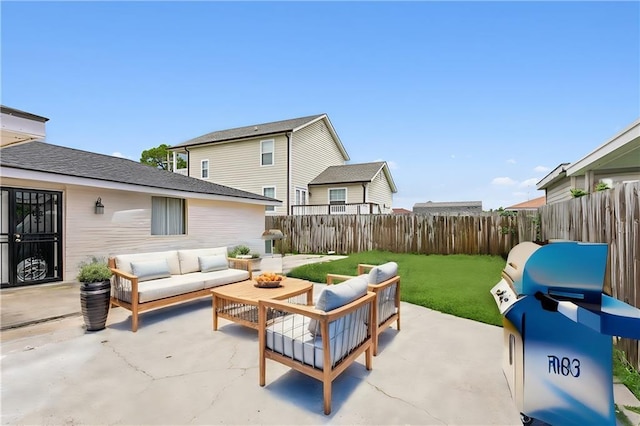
<box><xmin>169</xmin><ymin>114</ymin><xmax>397</xmax><ymax>216</ymax></box>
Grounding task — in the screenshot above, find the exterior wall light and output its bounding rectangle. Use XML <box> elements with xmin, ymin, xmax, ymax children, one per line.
<box><xmin>95</xmin><ymin>197</ymin><xmax>105</xmax><ymax>214</ymax></box>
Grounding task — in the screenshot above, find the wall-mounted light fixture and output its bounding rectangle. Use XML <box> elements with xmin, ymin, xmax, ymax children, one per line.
<box><xmin>95</xmin><ymin>197</ymin><xmax>105</xmax><ymax>214</ymax></box>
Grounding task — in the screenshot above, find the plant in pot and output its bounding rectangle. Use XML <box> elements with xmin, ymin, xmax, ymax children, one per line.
<box><xmin>229</xmin><ymin>245</ymin><xmax>261</xmax><ymax>271</ymax></box>
<box><xmin>77</xmin><ymin>257</ymin><xmax>113</xmax><ymax>331</ymax></box>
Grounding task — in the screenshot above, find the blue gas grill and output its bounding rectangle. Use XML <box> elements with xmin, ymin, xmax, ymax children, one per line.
<box><xmin>491</xmin><ymin>240</ymin><xmax>640</xmax><ymax>426</ymax></box>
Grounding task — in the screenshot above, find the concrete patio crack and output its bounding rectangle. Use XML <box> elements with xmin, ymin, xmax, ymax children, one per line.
<box><xmin>104</xmin><ymin>343</ymin><xmax>154</xmax><ymax>380</ymax></box>
<box><xmin>365</xmin><ymin>380</ymin><xmax>447</xmax><ymax>425</ymax></box>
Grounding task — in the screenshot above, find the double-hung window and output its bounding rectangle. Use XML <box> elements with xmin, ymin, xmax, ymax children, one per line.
<box><xmin>263</xmin><ymin>186</ymin><xmax>276</xmax><ymax>212</ymax></box>
<box><xmin>201</xmin><ymin>159</ymin><xmax>209</xmax><ymax>179</ymax></box>
<box><xmin>261</xmin><ymin>140</ymin><xmax>274</xmax><ymax>166</ymax></box>
<box><xmin>329</xmin><ymin>188</ymin><xmax>347</xmax><ymax>214</ymax></box>
<box><xmin>151</xmin><ymin>197</ymin><xmax>186</xmax><ymax>235</ymax></box>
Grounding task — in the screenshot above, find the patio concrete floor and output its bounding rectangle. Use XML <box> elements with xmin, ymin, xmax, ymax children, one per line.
<box><xmin>1</xmin><ymin>254</ymin><xmax>638</xmax><ymax>425</ymax></box>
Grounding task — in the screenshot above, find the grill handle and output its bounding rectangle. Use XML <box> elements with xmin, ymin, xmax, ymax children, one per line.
<box><xmin>535</xmin><ymin>291</ymin><xmax>559</xmax><ymax>312</ymax></box>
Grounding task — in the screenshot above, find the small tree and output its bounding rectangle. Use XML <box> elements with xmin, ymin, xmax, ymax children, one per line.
<box><xmin>140</xmin><ymin>144</ymin><xmax>186</xmax><ymax>170</ymax></box>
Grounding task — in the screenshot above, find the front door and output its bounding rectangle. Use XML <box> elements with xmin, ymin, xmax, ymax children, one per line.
<box><xmin>0</xmin><ymin>188</ymin><xmax>63</xmax><ymax>287</ymax></box>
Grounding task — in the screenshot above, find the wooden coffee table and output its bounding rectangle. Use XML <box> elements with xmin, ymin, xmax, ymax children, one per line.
<box><xmin>211</xmin><ymin>277</ymin><xmax>313</xmax><ymax>331</ymax></box>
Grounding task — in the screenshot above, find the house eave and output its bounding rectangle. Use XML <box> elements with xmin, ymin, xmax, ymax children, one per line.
<box><xmin>0</xmin><ymin>166</ymin><xmax>281</xmax><ymax>206</ymax></box>
<box><xmin>565</xmin><ymin>119</ymin><xmax>640</xmax><ymax>176</ymax></box>
<box><xmin>537</xmin><ymin>163</ymin><xmax>570</xmax><ymax>190</ymax></box>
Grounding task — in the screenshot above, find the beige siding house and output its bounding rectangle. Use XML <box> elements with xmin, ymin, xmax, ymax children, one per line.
<box><xmin>170</xmin><ymin>114</ymin><xmax>350</xmax><ymax>216</ymax></box>
<box><xmin>306</xmin><ymin>162</ymin><xmax>397</xmax><ymax>214</ymax></box>
<box><xmin>0</xmin><ymin>114</ymin><xmax>279</xmax><ymax>288</ymax></box>
<box><xmin>170</xmin><ymin>114</ymin><xmax>398</xmax><ymax>216</ymax></box>
<box><xmin>537</xmin><ymin>119</ymin><xmax>640</xmax><ymax>203</ymax></box>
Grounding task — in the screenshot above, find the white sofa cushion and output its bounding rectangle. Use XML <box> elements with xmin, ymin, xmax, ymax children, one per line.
<box><xmin>178</xmin><ymin>247</ymin><xmax>228</xmax><ymax>274</ymax></box>
<box><xmin>199</xmin><ymin>255</ymin><xmax>228</xmax><ymax>273</ymax></box>
<box><xmin>368</xmin><ymin>262</ymin><xmax>398</xmax><ymax>284</ymax></box>
<box><xmin>115</xmin><ymin>251</ymin><xmax>181</xmax><ymax>275</ymax></box>
<box><xmin>137</xmin><ymin>274</ymin><xmax>206</xmax><ymax>303</ymax></box>
<box><xmin>130</xmin><ymin>259</ymin><xmax>171</xmax><ymax>282</ymax></box>
<box><xmin>309</xmin><ymin>274</ymin><xmax>368</xmax><ymax>336</ymax></box>
<box><xmin>202</xmin><ymin>268</ymin><xmax>250</xmax><ymax>289</ymax></box>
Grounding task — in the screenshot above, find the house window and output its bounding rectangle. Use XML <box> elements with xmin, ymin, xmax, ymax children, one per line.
<box><xmin>295</xmin><ymin>188</ymin><xmax>307</xmax><ymax>205</ymax></box>
<box><xmin>151</xmin><ymin>197</ymin><xmax>185</xmax><ymax>235</ymax></box>
<box><xmin>329</xmin><ymin>188</ymin><xmax>347</xmax><ymax>214</ymax></box>
<box><xmin>261</xmin><ymin>140</ymin><xmax>274</xmax><ymax>166</ymax></box>
<box><xmin>201</xmin><ymin>159</ymin><xmax>209</xmax><ymax>179</ymax></box>
<box><xmin>263</xmin><ymin>186</ymin><xmax>276</xmax><ymax>212</ymax></box>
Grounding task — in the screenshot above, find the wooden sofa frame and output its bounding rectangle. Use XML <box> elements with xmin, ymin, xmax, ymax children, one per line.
<box><xmin>327</xmin><ymin>263</ymin><xmax>401</xmax><ymax>356</ymax></box>
<box><xmin>108</xmin><ymin>257</ymin><xmax>252</xmax><ymax>332</ymax></box>
<box><xmin>258</xmin><ymin>291</ymin><xmax>376</xmax><ymax>415</ymax></box>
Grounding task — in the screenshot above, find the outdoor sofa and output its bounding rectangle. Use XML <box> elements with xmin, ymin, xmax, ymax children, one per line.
<box><xmin>258</xmin><ymin>274</ymin><xmax>376</xmax><ymax>415</ymax></box>
<box><xmin>108</xmin><ymin>247</ymin><xmax>252</xmax><ymax>332</ymax></box>
<box><xmin>326</xmin><ymin>262</ymin><xmax>400</xmax><ymax>355</ymax></box>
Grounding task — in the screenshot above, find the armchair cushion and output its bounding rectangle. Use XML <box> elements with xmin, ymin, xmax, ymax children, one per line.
<box><xmin>368</xmin><ymin>262</ymin><xmax>398</xmax><ymax>284</ymax></box>
<box><xmin>130</xmin><ymin>259</ymin><xmax>171</xmax><ymax>282</ymax></box>
<box><xmin>309</xmin><ymin>274</ymin><xmax>368</xmax><ymax>335</ymax></box>
<box><xmin>177</xmin><ymin>247</ymin><xmax>228</xmax><ymax>274</ymax></box>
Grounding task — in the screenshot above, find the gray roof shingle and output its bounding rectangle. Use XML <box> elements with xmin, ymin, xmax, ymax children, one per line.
<box><xmin>0</xmin><ymin>142</ymin><xmax>277</xmax><ymax>203</ymax></box>
<box><xmin>309</xmin><ymin>162</ymin><xmax>387</xmax><ymax>185</ymax></box>
<box><xmin>173</xmin><ymin>114</ymin><xmax>326</xmax><ymax>147</ymax></box>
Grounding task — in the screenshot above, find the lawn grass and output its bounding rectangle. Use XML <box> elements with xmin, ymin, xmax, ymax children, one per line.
<box><xmin>287</xmin><ymin>250</ymin><xmax>504</xmax><ymax>327</ymax></box>
<box><xmin>614</xmin><ymin>348</ymin><xmax>640</xmax><ymax>400</ymax></box>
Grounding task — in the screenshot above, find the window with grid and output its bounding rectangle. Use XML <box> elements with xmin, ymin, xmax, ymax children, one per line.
<box><xmin>263</xmin><ymin>187</ymin><xmax>276</xmax><ymax>212</ymax></box>
<box><xmin>329</xmin><ymin>188</ymin><xmax>346</xmax><ymax>213</ymax></box>
<box><xmin>201</xmin><ymin>159</ymin><xmax>209</xmax><ymax>179</ymax></box>
<box><xmin>261</xmin><ymin>140</ymin><xmax>274</xmax><ymax>166</ymax></box>
<box><xmin>151</xmin><ymin>197</ymin><xmax>186</xmax><ymax>235</ymax></box>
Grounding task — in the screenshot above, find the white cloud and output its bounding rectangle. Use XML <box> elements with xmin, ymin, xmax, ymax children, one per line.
<box><xmin>519</xmin><ymin>178</ymin><xmax>538</xmax><ymax>188</ymax></box>
<box><xmin>112</xmin><ymin>152</ymin><xmax>126</xmax><ymax>158</ymax></box>
<box><xmin>507</xmin><ymin>159</ymin><xmax>517</xmax><ymax>164</ymax></box>
<box><xmin>492</xmin><ymin>177</ymin><xmax>517</xmax><ymax>186</ymax></box>
<box><xmin>534</xmin><ymin>165</ymin><xmax>550</xmax><ymax>173</ymax></box>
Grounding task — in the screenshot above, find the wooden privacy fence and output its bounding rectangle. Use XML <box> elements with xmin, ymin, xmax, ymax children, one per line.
<box><xmin>266</xmin><ymin>211</ymin><xmax>538</xmax><ymax>257</ymax></box>
<box><xmin>539</xmin><ymin>181</ymin><xmax>639</xmax><ymax>369</ymax></box>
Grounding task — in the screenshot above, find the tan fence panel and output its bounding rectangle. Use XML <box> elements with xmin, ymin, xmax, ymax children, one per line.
<box><xmin>266</xmin><ymin>211</ymin><xmax>538</xmax><ymax>257</ymax></box>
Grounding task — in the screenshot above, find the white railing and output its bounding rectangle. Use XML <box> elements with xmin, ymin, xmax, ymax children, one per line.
<box><xmin>291</xmin><ymin>203</ymin><xmax>381</xmax><ymax>215</ymax></box>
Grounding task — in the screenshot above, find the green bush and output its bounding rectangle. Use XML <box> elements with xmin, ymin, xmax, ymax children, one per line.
<box><xmin>77</xmin><ymin>257</ymin><xmax>112</xmax><ymax>283</ymax></box>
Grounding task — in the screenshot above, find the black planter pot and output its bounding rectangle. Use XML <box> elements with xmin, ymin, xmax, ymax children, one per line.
<box><xmin>80</xmin><ymin>280</ymin><xmax>111</xmax><ymax>331</ymax></box>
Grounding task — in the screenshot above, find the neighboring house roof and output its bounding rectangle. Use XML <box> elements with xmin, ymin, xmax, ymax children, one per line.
<box><xmin>537</xmin><ymin>119</ymin><xmax>640</xmax><ymax>190</ymax></box>
<box><xmin>1</xmin><ymin>105</ymin><xmax>49</xmax><ymax>122</ymax></box>
<box><xmin>0</xmin><ymin>142</ymin><xmax>279</xmax><ymax>204</ymax></box>
<box><xmin>1</xmin><ymin>105</ymin><xmax>49</xmax><ymax>147</ymax></box>
<box><xmin>309</xmin><ymin>161</ymin><xmax>398</xmax><ymax>192</ymax></box>
<box><xmin>171</xmin><ymin>113</ymin><xmax>350</xmax><ymax>161</ymax></box>
<box><xmin>392</xmin><ymin>208</ymin><xmax>412</xmax><ymax>215</ymax></box>
<box><xmin>413</xmin><ymin>201</ymin><xmax>482</xmax><ymax>208</ymax></box>
<box><xmin>505</xmin><ymin>196</ymin><xmax>546</xmax><ymax>211</ymax></box>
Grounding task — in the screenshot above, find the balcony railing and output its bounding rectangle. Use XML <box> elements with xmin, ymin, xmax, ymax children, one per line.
<box><xmin>291</xmin><ymin>203</ymin><xmax>381</xmax><ymax>215</ymax></box>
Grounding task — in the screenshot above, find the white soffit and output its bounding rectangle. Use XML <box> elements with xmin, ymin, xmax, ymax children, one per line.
<box><xmin>566</xmin><ymin>120</ymin><xmax>640</xmax><ymax>176</ymax></box>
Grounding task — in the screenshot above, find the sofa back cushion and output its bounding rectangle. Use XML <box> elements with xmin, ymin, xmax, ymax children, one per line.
<box><xmin>199</xmin><ymin>254</ymin><xmax>228</xmax><ymax>273</ymax></box>
<box><xmin>309</xmin><ymin>274</ymin><xmax>368</xmax><ymax>336</ymax></box>
<box><xmin>368</xmin><ymin>262</ymin><xmax>398</xmax><ymax>284</ymax></box>
<box><xmin>115</xmin><ymin>250</ymin><xmax>181</xmax><ymax>275</ymax></box>
<box><xmin>131</xmin><ymin>259</ymin><xmax>171</xmax><ymax>282</ymax></box>
<box><xmin>178</xmin><ymin>247</ymin><xmax>228</xmax><ymax>274</ymax></box>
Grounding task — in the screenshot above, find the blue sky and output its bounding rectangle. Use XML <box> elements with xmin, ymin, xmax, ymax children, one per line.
<box><xmin>2</xmin><ymin>1</ymin><xmax>639</xmax><ymax>210</ymax></box>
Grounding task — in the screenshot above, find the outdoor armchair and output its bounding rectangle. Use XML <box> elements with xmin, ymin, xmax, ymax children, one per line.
<box><xmin>258</xmin><ymin>275</ymin><xmax>375</xmax><ymax>415</ymax></box>
<box><xmin>326</xmin><ymin>262</ymin><xmax>400</xmax><ymax>356</ymax></box>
